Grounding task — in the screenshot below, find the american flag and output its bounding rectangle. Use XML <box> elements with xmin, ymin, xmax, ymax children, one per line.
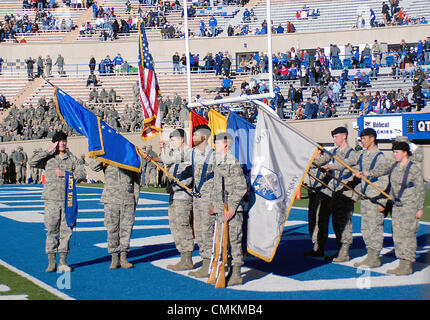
<box><xmin>138</xmin><ymin>21</ymin><xmax>162</xmax><ymax>140</ymax></box>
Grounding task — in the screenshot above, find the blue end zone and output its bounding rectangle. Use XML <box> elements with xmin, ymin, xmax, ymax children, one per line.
<box><xmin>0</xmin><ymin>185</ymin><xmax>429</xmax><ymax>300</ymax></box>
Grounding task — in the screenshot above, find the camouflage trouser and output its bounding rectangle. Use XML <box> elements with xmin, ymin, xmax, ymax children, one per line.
<box><xmin>307</xmin><ymin>191</ymin><xmax>321</xmax><ymax>244</ymax></box>
<box><xmin>168</xmin><ymin>198</ymin><xmax>194</xmax><ymax>253</ymax></box>
<box><xmin>30</xmin><ymin>167</ymin><xmax>40</xmax><ymax>184</ymax></box>
<box><xmin>361</xmin><ymin>199</ymin><xmax>385</xmax><ymax>252</ymax></box>
<box><xmin>145</xmin><ymin>167</ymin><xmax>158</xmax><ymax>185</ymax></box>
<box><xmin>332</xmin><ymin>193</ymin><xmax>354</xmax><ymax>248</ymax></box>
<box><xmin>193</xmin><ymin>196</ymin><xmax>216</xmax><ymax>259</ymax></box>
<box><xmin>215</xmin><ymin>210</ymin><xmax>244</xmax><ymax>267</ymax></box>
<box><xmin>44</xmin><ymin>200</ymin><xmax>73</xmax><ymax>254</ymax></box>
<box><xmin>0</xmin><ymin>164</ymin><xmax>5</xmax><ymax>184</ymax></box>
<box><xmin>392</xmin><ymin>204</ymin><xmax>420</xmax><ymax>262</ymax></box>
<box><xmin>104</xmin><ymin>203</ymin><xmax>135</xmax><ymax>253</ymax></box>
<box><xmin>15</xmin><ymin>165</ymin><xmax>26</xmax><ymax>184</ymax></box>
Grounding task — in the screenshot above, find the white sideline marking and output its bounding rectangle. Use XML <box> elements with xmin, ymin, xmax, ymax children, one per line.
<box><xmin>0</xmin><ymin>259</ymin><xmax>74</xmax><ymax>300</ymax></box>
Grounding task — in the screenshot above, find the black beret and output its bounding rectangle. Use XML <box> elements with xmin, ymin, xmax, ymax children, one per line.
<box><xmin>331</xmin><ymin>126</ymin><xmax>348</xmax><ymax>136</ymax></box>
<box><xmin>360</xmin><ymin>128</ymin><xmax>377</xmax><ymax>138</ymax></box>
<box><xmin>169</xmin><ymin>129</ymin><xmax>185</xmax><ymax>139</ymax></box>
<box><xmin>392</xmin><ymin>141</ymin><xmax>410</xmax><ymax>154</ymax></box>
<box><xmin>214</xmin><ymin>132</ymin><xmax>233</xmax><ymax>142</ymax></box>
<box><xmin>52</xmin><ymin>131</ymin><xmax>68</xmax><ymax>143</ymax></box>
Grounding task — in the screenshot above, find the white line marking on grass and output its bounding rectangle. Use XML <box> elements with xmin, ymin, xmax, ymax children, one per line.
<box><xmin>0</xmin><ymin>259</ymin><xmax>74</xmax><ymax>300</ymax></box>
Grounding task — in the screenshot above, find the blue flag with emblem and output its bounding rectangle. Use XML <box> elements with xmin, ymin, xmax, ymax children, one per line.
<box><xmin>54</xmin><ymin>87</ymin><xmax>143</xmax><ymax>173</ymax></box>
<box><xmin>64</xmin><ymin>171</ymin><xmax>78</xmax><ymax>228</ymax></box>
<box><xmin>226</xmin><ymin>111</ymin><xmax>256</xmax><ymax>175</ymax></box>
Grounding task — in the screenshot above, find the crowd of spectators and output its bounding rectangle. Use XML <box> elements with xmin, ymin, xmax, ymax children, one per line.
<box><xmin>367</xmin><ymin>1</ymin><xmax>428</xmax><ymax>29</ymax></box>
<box><xmin>85</xmin><ymin>1</ymin><xmax>170</xmax><ymax>41</ymax></box>
<box><xmin>0</xmin><ymin>9</ymin><xmax>75</xmax><ymax>43</ymax></box>
<box><xmin>2</xmin><ymin>34</ymin><xmax>430</xmax><ymax>141</ymax></box>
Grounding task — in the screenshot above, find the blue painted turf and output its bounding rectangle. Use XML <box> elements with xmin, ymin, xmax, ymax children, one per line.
<box><xmin>0</xmin><ymin>185</ymin><xmax>429</xmax><ymax>300</ymax></box>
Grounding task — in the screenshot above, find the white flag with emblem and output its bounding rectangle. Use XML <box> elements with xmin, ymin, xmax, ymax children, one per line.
<box><xmin>247</xmin><ymin>107</ymin><xmax>318</xmax><ymax>262</ymax></box>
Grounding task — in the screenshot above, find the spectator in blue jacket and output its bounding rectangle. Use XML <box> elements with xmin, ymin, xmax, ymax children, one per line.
<box><xmin>92</xmin><ymin>2</ymin><xmax>98</xmax><ymax>18</ymax></box>
<box><xmin>209</xmin><ymin>16</ymin><xmax>217</xmax><ymax>37</ymax></box>
<box><xmin>370</xmin><ymin>9</ymin><xmax>376</xmax><ymax>27</ymax></box>
<box><xmin>370</xmin><ymin>60</ymin><xmax>379</xmax><ymax>79</ymax></box>
<box><xmin>112</xmin><ymin>53</ymin><xmax>124</xmax><ymax>74</ymax></box>
<box><xmin>243</xmin><ymin>8</ymin><xmax>250</xmax><ymax>22</ymax></box>
<box><xmin>220</xmin><ymin>76</ymin><xmax>233</xmax><ymax>96</ymax></box>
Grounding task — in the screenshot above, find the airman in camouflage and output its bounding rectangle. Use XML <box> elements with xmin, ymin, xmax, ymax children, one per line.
<box><xmin>154</xmin><ymin>129</ymin><xmax>194</xmax><ymax>271</ymax></box>
<box><xmin>30</xmin><ymin>148</ymin><xmax>43</xmax><ymax>184</ymax></box>
<box><xmin>12</xmin><ymin>146</ymin><xmax>28</xmax><ymax>184</ymax></box>
<box><xmin>348</xmin><ymin>128</ymin><xmax>390</xmax><ymax>268</ymax></box>
<box><xmin>0</xmin><ymin>148</ymin><xmax>8</xmax><ymax>184</ymax></box>
<box><xmin>29</xmin><ymin>131</ymin><xmax>86</xmax><ymax>273</ymax></box>
<box><xmin>90</xmin><ymin>160</ymin><xmax>141</xmax><ymax>269</ymax></box>
<box><xmin>359</xmin><ymin>141</ymin><xmax>425</xmax><ymax>275</ymax></box>
<box><xmin>188</xmin><ymin>125</ymin><xmax>216</xmax><ymax>278</ymax></box>
<box><xmin>210</xmin><ymin>132</ymin><xmax>248</xmax><ymax>286</ymax></box>
<box><xmin>314</xmin><ymin>127</ymin><xmax>360</xmax><ymax>262</ymax></box>
<box><xmin>145</xmin><ymin>145</ymin><xmax>159</xmax><ymax>187</ymax></box>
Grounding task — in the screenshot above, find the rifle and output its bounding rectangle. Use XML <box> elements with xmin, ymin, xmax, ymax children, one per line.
<box><xmin>207</xmin><ymin>220</ymin><xmax>218</xmax><ymax>284</ymax></box>
<box><xmin>215</xmin><ymin>189</ymin><xmax>229</xmax><ymax>289</ymax></box>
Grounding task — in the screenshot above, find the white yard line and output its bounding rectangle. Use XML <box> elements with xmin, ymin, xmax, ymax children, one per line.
<box><xmin>0</xmin><ymin>259</ymin><xmax>74</xmax><ymax>300</ymax></box>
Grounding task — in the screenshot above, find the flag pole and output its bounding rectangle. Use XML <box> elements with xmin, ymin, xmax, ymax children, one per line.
<box><xmin>183</xmin><ymin>0</ymin><xmax>192</xmax><ymax>105</ymax></box>
<box><xmin>137</xmin><ymin>149</ymin><xmax>198</xmax><ymax>198</ymax></box>
<box><xmin>319</xmin><ymin>146</ymin><xmax>393</xmax><ymax>200</ymax></box>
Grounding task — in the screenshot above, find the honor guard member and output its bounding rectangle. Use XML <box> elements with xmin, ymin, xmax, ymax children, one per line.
<box><xmin>394</xmin><ymin>136</ymin><xmax>424</xmax><ymax>167</ymax></box>
<box><xmin>359</xmin><ymin>141</ymin><xmax>425</xmax><ymax>275</ymax></box>
<box><xmin>144</xmin><ymin>145</ymin><xmax>158</xmax><ymax>187</ymax></box>
<box><xmin>314</xmin><ymin>126</ymin><xmax>360</xmax><ymax>262</ymax></box>
<box><xmin>157</xmin><ymin>129</ymin><xmax>195</xmax><ymax>271</ymax></box>
<box><xmin>351</xmin><ymin>128</ymin><xmax>390</xmax><ymax>268</ymax></box>
<box><xmin>0</xmin><ymin>148</ymin><xmax>8</xmax><ymax>184</ymax></box>
<box><xmin>29</xmin><ymin>131</ymin><xmax>86</xmax><ymax>272</ymax></box>
<box><xmin>304</xmin><ymin>148</ymin><xmax>333</xmax><ymax>257</ymax></box>
<box><xmin>30</xmin><ymin>148</ymin><xmax>43</xmax><ymax>184</ymax></box>
<box><xmin>12</xmin><ymin>146</ymin><xmax>28</xmax><ymax>184</ymax></box>
<box><xmin>210</xmin><ymin>132</ymin><xmax>248</xmax><ymax>286</ymax></box>
<box><xmin>89</xmin><ymin>160</ymin><xmax>141</xmax><ymax>269</ymax></box>
<box><xmin>188</xmin><ymin>125</ymin><xmax>216</xmax><ymax>278</ymax></box>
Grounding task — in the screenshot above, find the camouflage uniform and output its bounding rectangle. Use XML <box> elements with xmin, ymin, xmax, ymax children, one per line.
<box><xmin>369</xmin><ymin>159</ymin><xmax>425</xmax><ymax>264</ymax></box>
<box><xmin>0</xmin><ymin>150</ymin><xmax>8</xmax><ymax>184</ymax></box>
<box><xmin>191</xmin><ymin>145</ymin><xmax>216</xmax><ymax>261</ymax></box>
<box><xmin>160</xmin><ymin>146</ymin><xmax>194</xmax><ymax>254</ymax></box>
<box><xmin>145</xmin><ymin>148</ymin><xmax>159</xmax><ymax>186</ymax></box>
<box><xmin>12</xmin><ymin>147</ymin><xmax>28</xmax><ymax>184</ymax></box>
<box><xmin>29</xmin><ymin>150</ymin><xmax>86</xmax><ymax>254</ymax></box>
<box><xmin>30</xmin><ymin>149</ymin><xmax>43</xmax><ymax>184</ymax></box>
<box><xmin>211</xmin><ymin>152</ymin><xmax>248</xmax><ymax>267</ymax></box>
<box><xmin>354</xmin><ymin>147</ymin><xmax>390</xmax><ymax>254</ymax></box>
<box><xmin>314</xmin><ymin>145</ymin><xmax>359</xmax><ymax>259</ymax></box>
<box><xmin>90</xmin><ymin>161</ymin><xmax>141</xmax><ymax>253</ymax></box>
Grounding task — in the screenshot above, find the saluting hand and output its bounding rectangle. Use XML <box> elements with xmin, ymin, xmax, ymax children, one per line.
<box><xmin>47</xmin><ymin>141</ymin><xmax>58</xmax><ymax>153</ymax></box>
